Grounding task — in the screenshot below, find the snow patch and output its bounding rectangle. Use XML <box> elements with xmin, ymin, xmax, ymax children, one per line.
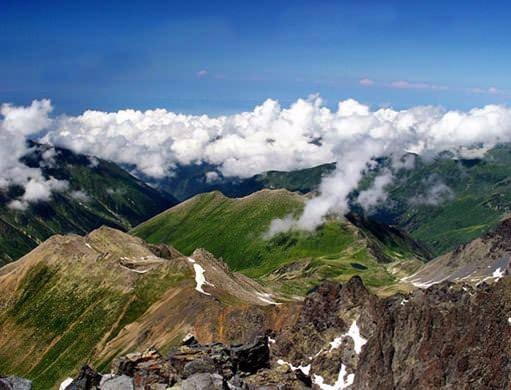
<box><xmin>299</xmin><ymin>364</ymin><xmax>311</xmax><ymax>376</ymax></box>
<box><xmin>508</xmin><ymin>317</ymin><xmax>511</xmax><ymax>325</ymax></box>
<box><xmin>329</xmin><ymin>321</ymin><xmax>367</xmax><ymax>355</ymax></box>
<box><xmin>329</xmin><ymin>336</ymin><xmax>344</xmax><ymax>351</ymax></box>
<box><xmin>59</xmin><ymin>377</ymin><xmax>74</xmax><ymax>390</ymax></box>
<box><xmin>477</xmin><ymin>267</ymin><xmax>506</xmax><ymax>286</ymax></box>
<box><xmin>313</xmin><ymin>364</ymin><xmax>354</xmax><ymax>390</ymax></box>
<box><xmin>400</xmin><ymin>298</ymin><xmax>409</xmax><ymax>306</ymax></box>
<box><xmin>493</xmin><ymin>267</ymin><xmax>504</xmax><ymax>279</ymax></box>
<box><xmin>256</xmin><ymin>291</ymin><xmax>279</xmax><ymax>305</ymax></box>
<box><xmin>277</xmin><ymin>359</ymin><xmax>310</xmax><ymax>375</ymax></box>
<box><xmin>85</xmin><ymin>243</ymin><xmax>93</xmax><ymax>250</ymax></box>
<box><xmin>182</xmin><ymin>332</ymin><xmax>195</xmax><ymax>342</ymax></box>
<box><xmin>268</xmin><ymin>337</ymin><xmax>276</xmax><ymax>344</ymax></box>
<box><xmin>188</xmin><ymin>257</ymin><xmax>214</xmax><ymax>295</ymax></box>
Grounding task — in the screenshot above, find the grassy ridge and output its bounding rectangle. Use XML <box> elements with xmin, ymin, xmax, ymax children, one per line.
<box><xmin>0</xmin><ymin>251</ymin><xmax>191</xmax><ymax>389</ymax></box>
<box><xmin>164</xmin><ymin>145</ymin><xmax>511</xmax><ymax>257</ymax></box>
<box><xmin>132</xmin><ymin>190</ymin><xmax>423</xmax><ymax>292</ymax></box>
<box><xmin>168</xmin><ymin>145</ymin><xmax>511</xmax><ymax>257</ymax></box>
<box><xmin>132</xmin><ymin>190</ymin><xmax>354</xmax><ymax>272</ymax></box>
<box><xmin>0</xmin><ymin>263</ymin><xmax>126</xmax><ymax>389</ymax></box>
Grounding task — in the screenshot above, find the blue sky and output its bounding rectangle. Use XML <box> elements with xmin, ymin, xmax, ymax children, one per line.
<box><xmin>2</xmin><ymin>0</ymin><xmax>511</xmax><ymax>115</ymax></box>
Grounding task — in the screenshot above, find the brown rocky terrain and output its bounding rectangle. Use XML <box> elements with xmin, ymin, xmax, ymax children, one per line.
<box><xmin>57</xmin><ymin>275</ymin><xmax>511</xmax><ymax>389</ymax></box>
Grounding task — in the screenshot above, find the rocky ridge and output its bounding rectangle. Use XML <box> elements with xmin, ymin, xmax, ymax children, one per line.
<box><xmin>59</xmin><ymin>275</ymin><xmax>511</xmax><ymax>389</ymax></box>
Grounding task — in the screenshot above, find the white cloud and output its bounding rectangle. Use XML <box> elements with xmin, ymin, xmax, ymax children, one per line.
<box><xmin>40</xmin><ymin>148</ymin><xmax>58</xmax><ymax>167</ymax></box>
<box><xmin>196</xmin><ymin>69</ymin><xmax>208</xmax><ymax>78</ymax></box>
<box><xmin>357</xmin><ymin>170</ymin><xmax>394</xmax><ymax>211</ymax></box>
<box><xmin>359</xmin><ymin>77</ymin><xmax>505</xmax><ymax>96</ymax></box>
<box><xmin>0</xmin><ymin>100</ymin><xmax>68</xmax><ymax>209</ymax></box>
<box><xmin>69</xmin><ymin>190</ymin><xmax>91</xmax><ymax>203</ymax></box>
<box><xmin>41</xmin><ymin>96</ymin><xmax>336</xmax><ymax>179</ymax></box>
<box><xmin>359</xmin><ymin>78</ymin><xmax>374</xmax><ymax>86</ymax></box>
<box><xmin>8</xmin><ymin>177</ymin><xmax>69</xmax><ymax>210</ymax></box>
<box><xmin>87</xmin><ymin>156</ymin><xmax>99</xmax><ymax>168</ymax></box>
<box><xmin>469</xmin><ymin>86</ymin><xmax>505</xmax><ymax>96</ymax></box>
<box><xmin>409</xmin><ymin>178</ymin><xmax>454</xmax><ymax>206</ymax></box>
<box><xmin>390</xmin><ymin>80</ymin><xmax>448</xmax><ymax>91</ymax></box>
<box><xmin>4</xmin><ymin>96</ymin><xmax>511</xmax><ymax>225</ymax></box>
<box><xmin>205</xmin><ymin>171</ymin><xmax>219</xmax><ymax>183</ymax></box>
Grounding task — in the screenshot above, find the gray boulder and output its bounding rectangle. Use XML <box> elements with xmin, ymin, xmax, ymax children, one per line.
<box><xmin>231</xmin><ymin>336</ymin><xmax>270</xmax><ymax>374</ymax></box>
<box><xmin>100</xmin><ymin>375</ymin><xmax>134</xmax><ymax>390</ymax></box>
<box><xmin>0</xmin><ymin>376</ymin><xmax>32</xmax><ymax>390</ymax></box>
<box><xmin>182</xmin><ymin>358</ymin><xmax>217</xmax><ymax>378</ymax></box>
<box><xmin>181</xmin><ymin>373</ymin><xmax>224</xmax><ymax>390</ymax></box>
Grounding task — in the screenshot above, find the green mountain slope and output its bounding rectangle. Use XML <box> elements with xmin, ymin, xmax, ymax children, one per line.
<box><xmin>162</xmin><ymin>144</ymin><xmax>511</xmax><ymax>257</ymax></box>
<box><xmin>0</xmin><ymin>143</ymin><xmax>177</xmax><ymax>265</ymax></box>
<box><xmin>132</xmin><ymin>190</ymin><xmax>427</xmax><ymax>294</ymax></box>
<box><xmin>370</xmin><ymin>145</ymin><xmax>511</xmax><ymax>255</ymax></box>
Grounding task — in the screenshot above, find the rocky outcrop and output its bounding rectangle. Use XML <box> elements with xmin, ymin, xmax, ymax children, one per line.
<box><xmin>111</xmin><ymin>348</ymin><xmax>177</xmax><ymax>388</ymax></box>
<box><xmin>0</xmin><ymin>376</ymin><xmax>32</xmax><ymax>390</ymax></box>
<box><xmin>64</xmin><ymin>366</ymin><xmax>102</xmax><ymax>390</ymax></box>
<box><xmin>273</xmin><ymin>276</ymin><xmax>511</xmax><ymax>389</ymax></box>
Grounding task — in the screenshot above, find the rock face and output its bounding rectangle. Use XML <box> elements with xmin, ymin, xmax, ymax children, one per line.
<box><xmin>99</xmin><ymin>375</ymin><xmax>133</xmax><ymax>390</ymax></box>
<box><xmin>273</xmin><ymin>276</ymin><xmax>511</xmax><ymax>389</ymax></box>
<box><xmin>181</xmin><ymin>373</ymin><xmax>224</xmax><ymax>390</ymax></box>
<box><xmin>361</xmin><ymin>280</ymin><xmax>511</xmax><ymax>389</ymax></box>
<box><xmin>111</xmin><ymin>348</ymin><xmax>177</xmax><ymax>388</ymax></box>
<box><xmin>167</xmin><ymin>336</ymin><xmax>272</xmax><ymax>381</ymax></box>
<box><xmin>231</xmin><ymin>336</ymin><xmax>271</xmax><ymax>374</ymax></box>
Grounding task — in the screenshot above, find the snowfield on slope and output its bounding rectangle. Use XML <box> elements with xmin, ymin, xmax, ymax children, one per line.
<box><xmin>188</xmin><ymin>257</ymin><xmax>214</xmax><ymax>295</ymax></box>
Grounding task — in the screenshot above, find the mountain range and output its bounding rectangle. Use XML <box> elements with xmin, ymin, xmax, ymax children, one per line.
<box><xmin>0</xmin><ymin>142</ymin><xmax>510</xmax><ymax>389</ymax></box>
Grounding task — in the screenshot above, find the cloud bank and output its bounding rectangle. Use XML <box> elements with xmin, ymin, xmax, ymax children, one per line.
<box><xmin>4</xmin><ymin>96</ymin><xmax>511</xmax><ymax>222</ymax></box>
